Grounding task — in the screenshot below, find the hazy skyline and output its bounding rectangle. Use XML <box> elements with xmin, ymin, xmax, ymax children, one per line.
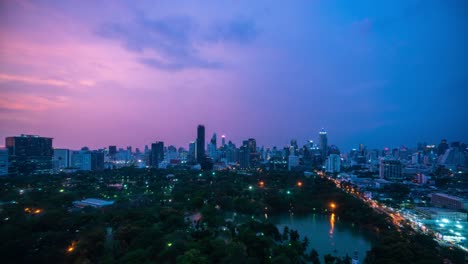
<box><xmin>1</xmin><ymin>0</ymin><xmax>467</xmax><ymax>150</ymax></box>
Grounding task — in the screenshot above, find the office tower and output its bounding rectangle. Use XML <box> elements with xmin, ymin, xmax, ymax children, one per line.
<box><xmin>225</xmin><ymin>141</ymin><xmax>238</xmax><ymax>163</ymax></box>
<box><xmin>5</xmin><ymin>134</ymin><xmax>53</xmax><ymax>176</ymax></box>
<box><xmin>91</xmin><ymin>151</ymin><xmax>105</xmax><ymax>170</ymax></box>
<box><xmin>53</xmin><ymin>148</ymin><xmax>70</xmax><ymax>172</ymax></box>
<box><xmin>210</xmin><ymin>133</ymin><xmax>217</xmax><ymax>148</ymax></box>
<box><xmin>326</xmin><ymin>154</ymin><xmax>341</xmax><ymax>173</ymax></box>
<box><xmin>71</xmin><ymin>149</ymin><xmax>92</xmax><ymax>170</ymax></box>
<box><xmin>109</xmin><ymin>146</ymin><xmax>117</xmax><ymax>156</ymax></box>
<box><xmin>437</xmin><ymin>139</ymin><xmax>449</xmax><ymax>155</ymax></box>
<box><xmin>188</xmin><ymin>141</ymin><xmax>196</xmax><ymax>162</ymax></box>
<box><xmin>196</xmin><ymin>125</ymin><xmax>205</xmax><ymax>164</ymax></box>
<box><xmin>166</xmin><ymin>145</ymin><xmax>178</xmax><ymax>161</ymax></box>
<box><xmin>151</xmin><ymin>141</ymin><xmax>164</xmax><ymax>168</ymax></box>
<box><xmin>70</xmin><ymin>148</ymin><xmax>104</xmax><ymax>171</ymax></box>
<box><xmin>247</xmin><ymin>138</ymin><xmax>260</xmax><ymax>168</ymax></box>
<box><xmin>318</xmin><ymin>129</ymin><xmax>328</xmax><ymax>161</ymax></box>
<box><xmin>0</xmin><ymin>148</ymin><xmax>8</xmax><ymax>176</ymax></box>
<box><xmin>207</xmin><ymin>133</ymin><xmax>218</xmax><ymax>160</ymax></box>
<box><xmin>221</xmin><ymin>135</ymin><xmax>226</xmax><ymax>147</ymax></box>
<box><xmin>288</xmin><ymin>155</ymin><xmax>299</xmax><ymax>171</ymax></box>
<box><xmin>379</xmin><ymin>158</ymin><xmax>403</xmax><ymax>180</ymax></box>
<box><xmin>239</xmin><ymin>145</ymin><xmax>250</xmax><ymax>169</ymax></box>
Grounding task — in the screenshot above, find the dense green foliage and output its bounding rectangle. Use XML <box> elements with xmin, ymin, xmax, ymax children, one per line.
<box><xmin>0</xmin><ymin>168</ymin><xmax>465</xmax><ymax>263</ymax></box>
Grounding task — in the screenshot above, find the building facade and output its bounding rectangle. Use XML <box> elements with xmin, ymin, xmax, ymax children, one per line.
<box><xmin>0</xmin><ymin>148</ymin><xmax>8</xmax><ymax>176</ymax></box>
<box><xmin>379</xmin><ymin>159</ymin><xmax>403</xmax><ymax>180</ymax></box>
<box><xmin>5</xmin><ymin>134</ymin><xmax>53</xmax><ymax>176</ymax></box>
<box><xmin>196</xmin><ymin>125</ymin><xmax>205</xmax><ymax>164</ymax></box>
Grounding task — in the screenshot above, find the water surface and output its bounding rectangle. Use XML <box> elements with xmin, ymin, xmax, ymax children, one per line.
<box><xmin>270</xmin><ymin>213</ymin><xmax>374</xmax><ymax>261</ymax></box>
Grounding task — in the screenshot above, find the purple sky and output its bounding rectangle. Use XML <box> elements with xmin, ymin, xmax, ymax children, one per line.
<box><xmin>1</xmin><ymin>0</ymin><xmax>467</xmax><ymax>151</ymax></box>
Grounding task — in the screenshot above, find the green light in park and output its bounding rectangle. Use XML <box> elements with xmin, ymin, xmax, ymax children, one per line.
<box><xmin>286</xmin><ymin>190</ymin><xmax>291</xmax><ymax>195</ymax></box>
<box><xmin>249</xmin><ymin>186</ymin><xmax>253</xmax><ymax>190</ymax></box>
<box><xmin>59</xmin><ymin>189</ymin><xmax>64</xmax><ymax>193</ymax></box>
<box><xmin>199</xmin><ymin>173</ymin><xmax>202</xmax><ymax>177</ymax></box>
<box><xmin>212</xmin><ymin>172</ymin><xmax>216</xmax><ymax>176</ymax></box>
<box><xmin>167</xmin><ymin>242</ymin><xmax>173</xmax><ymax>247</ymax></box>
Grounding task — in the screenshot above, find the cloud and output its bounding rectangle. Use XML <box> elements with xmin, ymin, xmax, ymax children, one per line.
<box><xmin>95</xmin><ymin>15</ymin><xmax>215</xmax><ymax>70</ymax></box>
<box><xmin>0</xmin><ymin>93</ymin><xmax>68</xmax><ymax>111</ymax></box>
<box><xmin>95</xmin><ymin>14</ymin><xmax>257</xmax><ymax>71</ymax></box>
<box><xmin>139</xmin><ymin>57</ymin><xmax>221</xmax><ymax>71</ymax></box>
<box><xmin>208</xmin><ymin>17</ymin><xmax>258</xmax><ymax>44</ymax></box>
<box><xmin>0</xmin><ymin>73</ymin><xmax>70</xmax><ymax>87</ymax></box>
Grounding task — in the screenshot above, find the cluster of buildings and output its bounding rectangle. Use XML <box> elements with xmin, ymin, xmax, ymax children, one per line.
<box><xmin>1</xmin><ymin>128</ymin><xmax>467</xmax><ymax>177</ymax></box>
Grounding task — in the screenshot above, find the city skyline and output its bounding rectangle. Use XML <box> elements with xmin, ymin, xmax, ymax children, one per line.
<box><xmin>1</xmin><ymin>128</ymin><xmax>464</xmax><ymax>152</ymax></box>
<box><xmin>1</xmin><ymin>1</ymin><xmax>467</xmax><ymax>151</ymax></box>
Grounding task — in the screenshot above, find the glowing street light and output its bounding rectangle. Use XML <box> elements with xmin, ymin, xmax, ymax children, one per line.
<box><xmin>297</xmin><ymin>181</ymin><xmax>303</xmax><ymax>187</ymax></box>
<box><xmin>286</xmin><ymin>190</ymin><xmax>291</xmax><ymax>195</ymax></box>
<box><xmin>249</xmin><ymin>186</ymin><xmax>253</xmax><ymax>190</ymax></box>
<box><xmin>330</xmin><ymin>202</ymin><xmax>336</xmax><ymax>210</ymax></box>
<box><xmin>259</xmin><ymin>181</ymin><xmax>265</xmax><ymax>187</ymax></box>
<box><xmin>67</xmin><ymin>242</ymin><xmax>76</xmax><ymax>253</ymax></box>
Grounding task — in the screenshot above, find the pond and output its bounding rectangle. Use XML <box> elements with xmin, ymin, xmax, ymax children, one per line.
<box><xmin>270</xmin><ymin>213</ymin><xmax>374</xmax><ymax>262</ymax></box>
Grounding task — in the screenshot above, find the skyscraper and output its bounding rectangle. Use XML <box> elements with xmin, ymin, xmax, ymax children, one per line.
<box><xmin>151</xmin><ymin>141</ymin><xmax>164</xmax><ymax>168</ymax></box>
<box><xmin>196</xmin><ymin>125</ymin><xmax>205</xmax><ymax>164</ymax></box>
<box><xmin>319</xmin><ymin>129</ymin><xmax>328</xmax><ymax>161</ymax></box>
<box><xmin>5</xmin><ymin>134</ymin><xmax>53</xmax><ymax>176</ymax></box>
<box><xmin>207</xmin><ymin>133</ymin><xmax>217</xmax><ymax>160</ymax></box>
<box><xmin>0</xmin><ymin>148</ymin><xmax>8</xmax><ymax>176</ymax></box>
<box><xmin>221</xmin><ymin>135</ymin><xmax>226</xmax><ymax>147</ymax></box>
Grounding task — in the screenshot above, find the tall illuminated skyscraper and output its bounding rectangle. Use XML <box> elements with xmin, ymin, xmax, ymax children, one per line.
<box><xmin>318</xmin><ymin>129</ymin><xmax>328</xmax><ymax>161</ymax></box>
<box><xmin>196</xmin><ymin>125</ymin><xmax>205</xmax><ymax>164</ymax></box>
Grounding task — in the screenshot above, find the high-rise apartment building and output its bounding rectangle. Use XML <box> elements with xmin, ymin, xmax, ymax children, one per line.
<box><xmin>196</xmin><ymin>125</ymin><xmax>205</xmax><ymax>164</ymax></box>
<box><xmin>151</xmin><ymin>141</ymin><xmax>164</xmax><ymax>168</ymax></box>
<box><xmin>5</xmin><ymin>134</ymin><xmax>53</xmax><ymax>176</ymax></box>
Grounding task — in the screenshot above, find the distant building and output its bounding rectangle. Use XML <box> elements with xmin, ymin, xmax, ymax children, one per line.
<box><xmin>207</xmin><ymin>133</ymin><xmax>218</xmax><ymax>160</ymax></box>
<box><xmin>108</xmin><ymin>146</ymin><xmax>117</xmax><ymax>156</ymax></box>
<box><xmin>73</xmin><ymin>198</ymin><xmax>115</xmax><ymax>208</ymax></box>
<box><xmin>288</xmin><ymin>155</ymin><xmax>299</xmax><ymax>171</ymax></box>
<box><xmin>431</xmin><ymin>193</ymin><xmax>468</xmax><ymax>210</ymax></box>
<box><xmin>150</xmin><ymin>142</ymin><xmax>164</xmax><ymax>168</ymax></box>
<box><xmin>188</xmin><ymin>141</ymin><xmax>196</xmax><ymax>163</ymax></box>
<box><xmin>239</xmin><ymin>145</ymin><xmax>250</xmax><ymax>169</ymax></box>
<box><xmin>5</xmin><ymin>134</ymin><xmax>53</xmax><ymax>176</ymax></box>
<box><xmin>379</xmin><ymin>159</ymin><xmax>403</xmax><ymax>180</ymax></box>
<box><xmin>319</xmin><ymin>129</ymin><xmax>328</xmax><ymax>161</ymax></box>
<box><xmin>53</xmin><ymin>148</ymin><xmax>70</xmax><ymax>172</ymax></box>
<box><xmin>196</xmin><ymin>125</ymin><xmax>205</xmax><ymax>164</ymax></box>
<box><xmin>415</xmin><ymin>207</ymin><xmax>467</xmax><ymax>222</ymax></box>
<box><xmin>326</xmin><ymin>154</ymin><xmax>341</xmax><ymax>173</ymax></box>
<box><xmin>248</xmin><ymin>138</ymin><xmax>260</xmax><ymax>168</ymax></box>
<box><xmin>71</xmin><ymin>148</ymin><xmax>104</xmax><ymax>171</ymax></box>
<box><xmin>0</xmin><ymin>148</ymin><xmax>8</xmax><ymax>176</ymax></box>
